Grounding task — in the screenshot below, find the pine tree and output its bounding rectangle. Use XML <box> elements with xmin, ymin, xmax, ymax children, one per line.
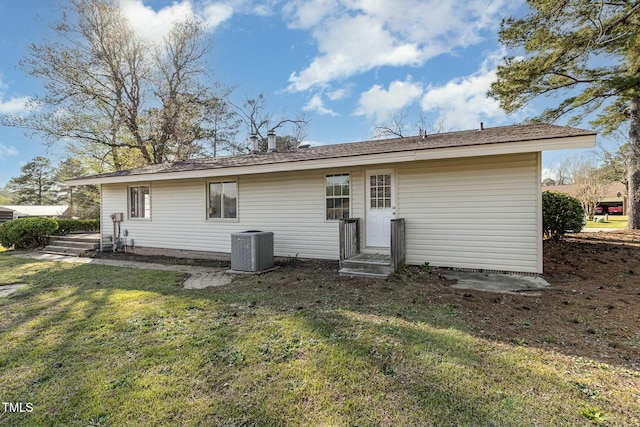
<box><xmin>489</xmin><ymin>1</ymin><xmax>640</xmax><ymax>228</ymax></box>
<box><xmin>6</xmin><ymin>157</ymin><xmax>58</xmax><ymax>205</ymax></box>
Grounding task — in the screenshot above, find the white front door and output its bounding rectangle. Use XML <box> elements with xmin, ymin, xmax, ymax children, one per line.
<box><xmin>366</xmin><ymin>170</ymin><xmax>395</xmax><ymax>247</ymax></box>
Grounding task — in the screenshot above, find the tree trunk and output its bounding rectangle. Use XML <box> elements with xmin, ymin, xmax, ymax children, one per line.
<box><xmin>628</xmin><ymin>97</ymin><xmax>640</xmax><ymax>229</ymax></box>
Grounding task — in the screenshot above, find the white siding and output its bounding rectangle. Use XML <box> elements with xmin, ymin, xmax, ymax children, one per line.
<box><xmin>397</xmin><ymin>152</ymin><xmax>541</xmax><ymax>273</ymax></box>
<box><xmin>100</xmin><ymin>153</ymin><xmax>542</xmax><ymax>273</ymax></box>
<box><xmin>101</xmin><ymin>169</ymin><xmax>363</xmax><ymax>260</ymax></box>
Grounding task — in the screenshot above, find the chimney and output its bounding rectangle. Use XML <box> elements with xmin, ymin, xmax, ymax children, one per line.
<box><xmin>267</xmin><ymin>129</ymin><xmax>277</xmax><ymax>152</ymax></box>
<box><xmin>250</xmin><ymin>134</ymin><xmax>259</xmax><ymax>153</ymax></box>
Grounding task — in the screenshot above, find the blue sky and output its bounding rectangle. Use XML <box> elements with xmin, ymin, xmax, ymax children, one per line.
<box><xmin>0</xmin><ymin>0</ymin><xmax>604</xmax><ymax>187</ymax></box>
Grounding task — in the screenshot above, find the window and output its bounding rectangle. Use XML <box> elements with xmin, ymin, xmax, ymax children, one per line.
<box><xmin>208</xmin><ymin>181</ymin><xmax>237</xmax><ymax>219</ymax></box>
<box><xmin>369</xmin><ymin>174</ymin><xmax>391</xmax><ymax>209</ymax></box>
<box><xmin>129</xmin><ymin>185</ymin><xmax>150</xmax><ymax>218</ymax></box>
<box><xmin>326</xmin><ymin>174</ymin><xmax>350</xmax><ymax>220</ymax></box>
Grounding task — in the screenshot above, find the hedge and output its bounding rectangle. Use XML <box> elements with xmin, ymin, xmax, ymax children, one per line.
<box><xmin>54</xmin><ymin>218</ymin><xmax>100</xmax><ymax>234</ymax></box>
<box><xmin>0</xmin><ymin>217</ymin><xmax>59</xmax><ymax>249</ymax></box>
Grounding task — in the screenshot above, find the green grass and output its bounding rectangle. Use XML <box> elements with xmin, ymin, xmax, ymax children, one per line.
<box><xmin>1</xmin><ymin>254</ymin><xmax>639</xmax><ymax>426</ymax></box>
<box><xmin>585</xmin><ymin>215</ymin><xmax>628</xmax><ymax>229</ymax></box>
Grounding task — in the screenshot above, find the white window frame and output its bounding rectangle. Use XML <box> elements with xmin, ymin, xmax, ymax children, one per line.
<box><xmin>128</xmin><ymin>184</ymin><xmax>151</xmax><ymax>219</ymax></box>
<box><xmin>325</xmin><ymin>173</ymin><xmax>351</xmax><ymax>221</ymax></box>
<box><xmin>207</xmin><ymin>179</ymin><xmax>239</xmax><ymax>221</ymax></box>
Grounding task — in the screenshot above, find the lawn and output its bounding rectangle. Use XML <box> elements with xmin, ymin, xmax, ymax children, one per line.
<box><xmin>585</xmin><ymin>215</ymin><xmax>628</xmax><ymax>229</ymax></box>
<box><xmin>1</xmin><ymin>253</ymin><xmax>639</xmax><ymax>426</ymax></box>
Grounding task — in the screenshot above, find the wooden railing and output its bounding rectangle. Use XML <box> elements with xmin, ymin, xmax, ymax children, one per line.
<box><xmin>391</xmin><ymin>218</ymin><xmax>406</xmax><ymax>271</ymax></box>
<box><xmin>339</xmin><ymin>218</ymin><xmax>360</xmax><ymax>260</ymax></box>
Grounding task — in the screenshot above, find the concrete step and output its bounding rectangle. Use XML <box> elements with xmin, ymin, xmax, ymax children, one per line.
<box><xmin>48</xmin><ymin>239</ymin><xmax>99</xmax><ymax>250</ymax></box>
<box><xmin>50</xmin><ymin>235</ymin><xmax>100</xmax><ymax>244</ymax></box>
<box><xmin>339</xmin><ymin>259</ymin><xmax>393</xmax><ymax>276</ymax></box>
<box><xmin>338</xmin><ymin>268</ymin><xmax>390</xmax><ymax>279</ymax></box>
<box><xmin>41</xmin><ymin>245</ymin><xmax>92</xmax><ymax>256</ymax></box>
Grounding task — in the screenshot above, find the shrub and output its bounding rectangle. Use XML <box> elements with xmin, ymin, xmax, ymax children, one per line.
<box><xmin>542</xmin><ymin>191</ymin><xmax>584</xmax><ymax>241</ymax></box>
<box><xmin>54</xmin><ymin>218</ymin><xmax>100</xmax><ymax>234</ymax></box>
<box><xmin>0</xmin><ymin>217</ymin><xmax>59</xmax><ymax>249</ymax></box>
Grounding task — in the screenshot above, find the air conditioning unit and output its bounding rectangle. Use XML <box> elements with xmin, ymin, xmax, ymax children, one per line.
<box><xmin>231</xmin><ymin>231</ymin><xmax>274</xmax><ymax>272</ymax></box>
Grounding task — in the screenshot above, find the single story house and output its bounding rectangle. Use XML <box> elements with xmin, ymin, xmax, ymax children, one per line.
<box><xmin>0</xmin><ymin>205</ymin><xmax>70</xmax><ymax>225</ymax></box>
<box><xmin>68</xmin><ymin>124</ymin><xmax>596</xmax><ymax>275</ymax></box>
<box><xmin>542</xmin><ymin>182</ymin><xmax>627</xmax><ymax>215</ymax></box>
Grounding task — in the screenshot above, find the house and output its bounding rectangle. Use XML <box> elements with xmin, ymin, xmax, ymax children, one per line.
<box><xmin>68</xmin><ymin>124</ymin><xmax>596</xmax><ymax>275</ymax></box>
<box><xmin>0</xmin><ymin>205</ymin><xmax>70</xmax><ymax>225</ymax></box>
<box><xmin>542</xmin><ymin>182</ymin><xmax>627</xmax><ymax>215</ymax></box>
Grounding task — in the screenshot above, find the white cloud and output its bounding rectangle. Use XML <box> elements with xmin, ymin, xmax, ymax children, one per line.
<box><xmin>0</xmin><ymin>144</ymin><xmax>18</xmax><ymax>161</ymax></box>
<box><xmin>0</xmin><ymin>95</ymin><xmax>31</xmax><ymax>115</ymax></box>
<box><xmin>0</xmin><ymin>74</ymin><xmax>32</xmax><ymax>115</ymax></box>
<box><xmin>285</xmin><ymin>0</ymin><xmax>513</xmax><ymax>92</ymax></box>
<box><xmin>303</xmin><ymin>94</ymin><xmax>338</xmax><ymax>116</ymax></box>
<box><xmin>119</xmin><ymin>0</ymin><xmax>234</xmax><ymax>42</ymax></box>
<box><xmin>420</xmin><ymin>50</ymin><xmax>511</xmax><ymax>130</ymax></box>
<box><xmin>356</xmin><ymin>78</ymin><xmax>423</xmax><ymax>122</ymax></box>
<box><xmin>327</xmin><ymin>86</ymin><xmax>351</xmax><ymax>101</ymax></box>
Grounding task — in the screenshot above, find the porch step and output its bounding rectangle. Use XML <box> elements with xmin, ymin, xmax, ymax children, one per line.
<box><xmin>339</xmin><ymin>253</ymin><xmax>393</xmax><ymax>278</ymax></box>
<box><xmin>40</xmin><ymin>246</ymin><xmax>88</xmax><ymax>256</ymax></box>
<box><xmin>42</xmin><ymin>234</ymin><xmax>100</xmax><ymax>257</ymax></box>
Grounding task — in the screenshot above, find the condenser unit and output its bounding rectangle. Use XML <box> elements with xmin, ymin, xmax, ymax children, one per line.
<box><xmin>230</xmin><ymin>231</ymin><xmax>274</xmax><ymax>272</ymax></box>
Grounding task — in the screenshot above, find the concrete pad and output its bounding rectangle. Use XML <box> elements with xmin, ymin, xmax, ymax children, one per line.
<box><xmin>441</xmin><ymin>271</ymin><xmax>550</xmax><ymax>295</ymax></box>
<box><xmin>0</xmin><ymin>283</ymin><xmax>28</xmax><ymax>298</ymax></box>
<box><xmin>182</xmin><ymin>270</ymin><xmax>232</xmax><ymax>289</ymax></box>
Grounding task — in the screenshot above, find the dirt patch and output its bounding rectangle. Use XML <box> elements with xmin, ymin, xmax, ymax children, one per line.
<box><xmin>93</xmin><ymin>231</ymin><xmax>640</xmax><ymax>370</ymax></box>
<box><xmin>95</xmin><ymin>251</ymin><xmax>231</xmax><ymax>269</ymax></box>
<box><xmin>457</xmin><ymin>230</ymin><xmax>640</xmax><ymax>370</ymax></box>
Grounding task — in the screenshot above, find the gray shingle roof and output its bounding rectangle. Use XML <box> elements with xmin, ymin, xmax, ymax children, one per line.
<box><xmin>69</xmin><ymin>123</ymin><xmax>595</xmax><ymax>181</ymax></box>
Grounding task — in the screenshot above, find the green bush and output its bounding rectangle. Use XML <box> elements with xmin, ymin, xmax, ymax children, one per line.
<box><xmin>0</xmin><ymin>217</ymin><xmax>59</xmax><ymax>249</ymax></box>
<box><xmin>542</xmin><ymin>191</ymin><xmax>584</xmax><ymax>241</ymax></box>
<box><xmin>54</xmin><ymin>218</ymin><xmax>100</xmax><ymax>234</ymax></box>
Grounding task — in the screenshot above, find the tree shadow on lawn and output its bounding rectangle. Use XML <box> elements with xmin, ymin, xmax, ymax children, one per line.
<box><xmin>1</xmin><ymin>256</ymin><xmax>639</xmax><ymax>426</ymax></box>
<box><xmin>212</xmin><ymin>272</ymin><xmax>640</xmax><ymax>426</ymax></box>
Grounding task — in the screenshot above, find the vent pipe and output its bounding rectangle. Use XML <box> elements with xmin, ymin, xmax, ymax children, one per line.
<box><xmin>480</xmin><ymin>122</ymin><xmax>484</xmax><ymax>131</ymax></box>
<box><xmin>250</xmin><ymin>134</ymin><xmax>259</xmax><ymax>153</ymax></box>
<box><xmin>267</xmin><ymin>129</ymin><xmax>277</xmax><ymax>152</ymax></box>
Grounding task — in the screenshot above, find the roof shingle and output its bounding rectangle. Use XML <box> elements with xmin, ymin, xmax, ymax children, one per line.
<box><xmin>69</xmin><ymin>123</ymin><xmax>596</xmax><ymax>181</ymax></box>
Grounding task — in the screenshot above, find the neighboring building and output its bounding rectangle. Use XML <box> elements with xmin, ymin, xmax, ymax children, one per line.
<box><xmin>0</xmin><ymin>205</ymin><xmax>70</xmax><ymax>224</ymax></box>
<box><xmin>68</xmin><ymin>124</ymin><xmax>596</xmax><ymax>275</ymax></box>
<box><xmin>542</xmin><ymin>182</ymin><xmax>627</xmax><ymax>215</ymax></box>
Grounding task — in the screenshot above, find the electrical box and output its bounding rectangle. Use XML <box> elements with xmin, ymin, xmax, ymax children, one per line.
<box><xmin>112</xmin><ymin>212</ymin><xmax>124</xmax><ymax>222</ymax></box>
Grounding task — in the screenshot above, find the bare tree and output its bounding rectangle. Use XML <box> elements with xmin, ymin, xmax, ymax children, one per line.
<box><xmin>231</xmin><ymin>93</ymin><xmax>309</xmax><ymax>152</ymax></box>
<box><xmin>374</xmin><ymin>108</ymin><xmax>446</xmax><ymax>139</ymax></box>
<box><xmin>2</xmin><ymin>0</ymin><xmax>230</xmax><ymax>170</ymax></box>
<box><xmin>571</xmin><ymin>157</ymin><xmax>608</xmax><ymax>220</ymax></box>
<box><xmin>373</xmin><ymin>108</ymin><xmax>411</xmax><ymax>138</ymax></box>
<box><xmin>548</xmin><ymin>158</ymin><xmax>574</xmax><ymax>186</ymax></box>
